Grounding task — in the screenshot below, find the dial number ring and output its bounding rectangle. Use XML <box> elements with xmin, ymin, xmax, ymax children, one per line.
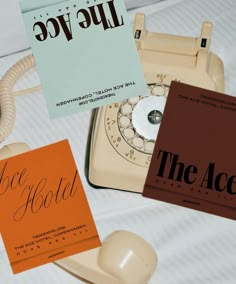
<box><xmin>104</xmin><ymin>74</ymin><xmax>180</xmax><ymax>167</ymax></box>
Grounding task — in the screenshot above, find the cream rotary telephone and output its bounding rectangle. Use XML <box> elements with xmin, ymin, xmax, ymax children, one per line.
<box><xmin>88</xmin><ymin>13</ymin><xmax>225</xmax><ymax>193</ymax></box>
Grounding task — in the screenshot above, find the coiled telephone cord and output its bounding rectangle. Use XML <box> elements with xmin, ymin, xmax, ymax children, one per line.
<box><xmin>0</xmin><ymin>54</ymin><xmax>41</xmax><ymax>142</ymax></box>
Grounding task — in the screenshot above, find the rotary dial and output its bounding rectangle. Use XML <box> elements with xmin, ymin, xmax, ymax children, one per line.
<box><xmin>105</xmin><ymin>74</ymin><xmax>180</xmax><ymax>167</ymax></box>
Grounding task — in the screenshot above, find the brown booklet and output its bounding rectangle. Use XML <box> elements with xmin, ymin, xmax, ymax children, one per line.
<box><xmin>143</xmin><ymin>82</ymin><xmax>236</xmax><ymax>220</ymax></box>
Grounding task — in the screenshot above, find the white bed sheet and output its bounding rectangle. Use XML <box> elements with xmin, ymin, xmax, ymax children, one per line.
<box><xmin>0</xmin><ymin>0</ymin><xmax>236</xmax><ymax>283</ymax></box>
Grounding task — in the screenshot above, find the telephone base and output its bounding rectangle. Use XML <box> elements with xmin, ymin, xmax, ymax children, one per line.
<box><xmin>88</xmin><ymin>14</ymin><xmax>225</xmax><ymax>193</ymax></box>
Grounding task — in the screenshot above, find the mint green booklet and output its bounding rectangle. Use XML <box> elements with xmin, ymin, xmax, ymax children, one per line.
<box><xmin>20</xmin><ymin>0</ymin><xmax>147</xmax><ymax>118</ymax></box>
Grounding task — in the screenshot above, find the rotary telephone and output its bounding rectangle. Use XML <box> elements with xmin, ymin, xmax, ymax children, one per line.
<box><xmin>88</xmin><ymin>13</ymin><xmax>225</xmax><ymax>193</ymax></box>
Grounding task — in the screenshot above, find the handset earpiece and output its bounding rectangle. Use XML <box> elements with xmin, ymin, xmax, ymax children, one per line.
<box><xmin>56</xmin><ymin>230</ymin><xmax>157</xmax><ymax>284</ymax></box>
<box><xmin>98</xmin><ymin>230</ymin><xmax>157</xmax><ymax>284</ymax></box>
<box><xmin>0</xmin><ymin>143</ymin><xmax>30</xmax><ymax>159</ymax></box>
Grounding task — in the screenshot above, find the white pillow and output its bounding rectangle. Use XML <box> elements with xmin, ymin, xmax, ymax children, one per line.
<box><xmin>0</xmin><ymin>0</ymin><xmax>162</xmax><ymax>57</ymax></box>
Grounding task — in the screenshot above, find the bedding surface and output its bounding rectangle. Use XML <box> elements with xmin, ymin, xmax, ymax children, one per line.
<box><xmin>0</xmin><ymin>0</ymin><xmax>236</xmax><ymax>283</ymax></box>
<box><xmin>0</xmin><ymin>0</ymin><xmax>161</xmax><ymax>57</ymax></box>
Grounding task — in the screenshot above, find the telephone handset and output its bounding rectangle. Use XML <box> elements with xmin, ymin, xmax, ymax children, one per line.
<box><xmin>56</xmin><ymin>230</ymin><xmax>157</xmax><ymax>284</ymax></box>
<box><xmin>0</xmin><ymin>143</ymin><xmax>30</xmax><ymax>159</ymax></box>
<box><xmin>88</xmin><ymin>13</ymin><xmax>225</xmax><ymax>193</ymax></box>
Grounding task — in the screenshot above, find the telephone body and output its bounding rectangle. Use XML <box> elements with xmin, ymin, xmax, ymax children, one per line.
<box><xmin>88</xmin><ymin>13</ymin><xmax>225</xmax><ymax>193</ymax></box>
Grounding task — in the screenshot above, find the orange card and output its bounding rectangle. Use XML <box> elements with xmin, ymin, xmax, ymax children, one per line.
<box><xmin>0</xmin><ymin>140</ymin><xmax>100</xmax><ymax>274</ymax></box>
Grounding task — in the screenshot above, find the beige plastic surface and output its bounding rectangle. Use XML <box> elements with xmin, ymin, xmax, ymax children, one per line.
<box><xmin>89</xmin><ymin>13</ymin><xmax>225</xmax><ymax>193</ymax></box>
<box><xmin>90</xmin><ymin>107</ymin><xmax>148</xmax><ymax>192</ymax></box>
<box><xmin>0</xmin><ymin>143</ymin><xmax>30</xmax><ymax>159</ymax></box>
<box><xmin>57</xmin><ymin>247</ymin><xmax>117</xmax><ymax>284</ymax></box>
<box><xmin>56</xmin><ymin>230</ymin><xmax>157</xmax><ymax>284</ymax></box>
<box><xmin>134</xmin><ymin>13</ymin><xmax>224</xmax><ymax>93</ymax></box>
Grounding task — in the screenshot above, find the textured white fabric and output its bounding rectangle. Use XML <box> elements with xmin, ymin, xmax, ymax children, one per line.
<box><xmin>125</xmin><ymin>0</ymin><xmax>162</xmax><ymax>10</ymax></box>
<box><xmin>0</xmin><ymin>0</ymin><xmax>162</xmax><ymax>57</ymax></box>
<box><xmin>0</xmin><ymin>0</ymin><xmax>29</xmax><ymax>57</ymax></box>
<box><xmin>0</xmin><ymin>0</ymin><xmax>236</xmax><ymax>283</ymax></box>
